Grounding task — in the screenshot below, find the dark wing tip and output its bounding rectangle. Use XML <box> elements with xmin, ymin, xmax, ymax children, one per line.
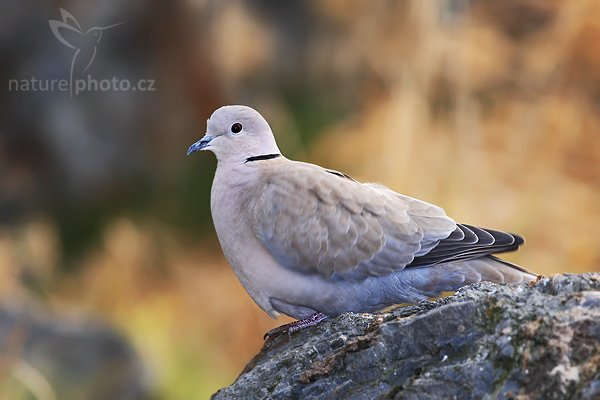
<box><xmin>510</xmin><ymin>233</ymin><xmax>525</xmax><ymax>246</ymax></box>
<box><xmin>407</xmin><ymin>224</ymin><xmax>525</xmax><ymax>268</ymax></box>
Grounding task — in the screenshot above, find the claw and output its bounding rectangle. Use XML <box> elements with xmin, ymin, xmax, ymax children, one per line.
<box><xmin>264</xmin><ymin>312</ymin><xmax>328</xmax><ymax>340</ymax></box>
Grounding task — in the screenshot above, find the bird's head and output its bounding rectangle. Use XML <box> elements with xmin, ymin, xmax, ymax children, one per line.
<box><xmin>187</xmin><ymin>105</ymin><xmax>281</xmax><ymax>163</ymax></box>
<box><xmin>86</xmin><ymin>22</ymin><xmax>126</xmax><ymax>44</ymax></box>
<box><xmin>85</xmin><ymin>28</ymin><xmax>104</xmax><ymax>43</ymax></box>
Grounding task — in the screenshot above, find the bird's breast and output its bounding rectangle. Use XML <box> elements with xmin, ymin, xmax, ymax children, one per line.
<box><xmin>210</xmin><ymin>167</ymin><xmax>280</xmax><ymax>315</ymax></box>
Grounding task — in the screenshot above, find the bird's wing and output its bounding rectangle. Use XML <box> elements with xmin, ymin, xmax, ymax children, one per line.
<box><xmin>49</xmin><ymin>19</ymin><xmax>82</xmax><ymax>49</ymax></box>
<box><xmin>252</xmin><ymin>161</ymin><xmax>457</xmax><ymax>280</ymax></box>
<box><xmin>407</xmin><ymin>224</ymin><xmax>525</xmax><ymax>268</ymax></box>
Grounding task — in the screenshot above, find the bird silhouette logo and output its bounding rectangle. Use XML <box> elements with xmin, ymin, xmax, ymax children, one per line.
<box><xmin>49</xmin><ymin>8</ymin><xmax>125</xmax><ymax>96</ymax></box>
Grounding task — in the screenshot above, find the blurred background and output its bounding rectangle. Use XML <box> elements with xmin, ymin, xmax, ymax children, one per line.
<box><xmin>1</xmin><ymin>0</ymin><xmax>599</xmax><ymax>398</ymax></box>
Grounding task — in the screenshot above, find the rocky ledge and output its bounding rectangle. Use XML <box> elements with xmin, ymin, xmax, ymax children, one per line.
<box><xmin>213</xmin><ymin>273</ymin><xmax>600</xmax><ymax>400</ymax></box>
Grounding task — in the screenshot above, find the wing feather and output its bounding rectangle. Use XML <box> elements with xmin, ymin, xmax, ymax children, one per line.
<box><xmin>252</xmin><ymin>161</ymin><xmax>525</xmax><ymax>279</ymax></box>
<box><xmin>252</xmin><ymin>162</ymin><xmax>456</xmax><ymax>280</ymax></box>
<box><xmin>407</xmin><ymin>224</ymin><xmax>524</xmax><ymax>267</ymax></box>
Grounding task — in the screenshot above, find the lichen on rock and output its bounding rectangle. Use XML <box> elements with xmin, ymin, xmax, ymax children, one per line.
<box><xmin>212</xmin><ymin>274</ymin><xmax>600</xmax><ymax>400</ymax></box>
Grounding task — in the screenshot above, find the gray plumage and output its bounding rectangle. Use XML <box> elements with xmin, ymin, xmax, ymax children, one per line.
<box><xmin>188</xmin><ymin>105</ymin><xmax>535</xmax><ymax>320</ymax></box>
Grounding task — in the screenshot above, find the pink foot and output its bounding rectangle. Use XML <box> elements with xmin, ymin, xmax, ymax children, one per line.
<box><xmin>264</xmin><ymin>313</ymin><xmax>328</xmax><ymax>340</ymax></box>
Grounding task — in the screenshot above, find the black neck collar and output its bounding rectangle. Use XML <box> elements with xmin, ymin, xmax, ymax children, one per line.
<box><xmin>245</xmin><ymin>154</ymin><xmax>281</xmax><ymax>163</ymax></box>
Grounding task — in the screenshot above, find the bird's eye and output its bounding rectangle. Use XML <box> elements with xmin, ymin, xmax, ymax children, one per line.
<box><xmin>231</xmin><ymin>123</ymin><xmax>242</xmax><ymax>134</ymax></box>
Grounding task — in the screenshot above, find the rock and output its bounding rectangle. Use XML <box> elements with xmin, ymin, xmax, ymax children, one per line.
<box><xmin>212</xmin><ymin>274</ymin><xmax>600</xmax><ymax>400</ymax></box>
<box><xmin>0</xmin><ymin>306</ymin><xmax>149</xmax><ymax>400</ymax></box>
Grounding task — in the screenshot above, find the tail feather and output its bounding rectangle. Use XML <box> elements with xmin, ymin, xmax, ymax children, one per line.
<box><xmin>408</xmin><ymin>255</ymin><xmax>537</xmax><ymax>296</ymax></box>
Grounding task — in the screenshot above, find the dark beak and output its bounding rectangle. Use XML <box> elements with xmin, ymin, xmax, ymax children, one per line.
<box><xmin>187</xmin><ymin>135</ymin><xmax>214</xmax><ymax>155</ymax></box>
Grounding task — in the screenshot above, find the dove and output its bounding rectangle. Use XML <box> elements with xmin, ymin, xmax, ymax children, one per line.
<box><xmin>187</xmin><ymin>105</ymin><xmax>536</xmax><ymax>338</ymax></box>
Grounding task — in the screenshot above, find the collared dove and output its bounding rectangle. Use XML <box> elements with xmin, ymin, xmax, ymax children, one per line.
<box><xmin>188</xmin><ymin>105</ymin><xmax>535</xmax><ymax>338</ymax></box>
